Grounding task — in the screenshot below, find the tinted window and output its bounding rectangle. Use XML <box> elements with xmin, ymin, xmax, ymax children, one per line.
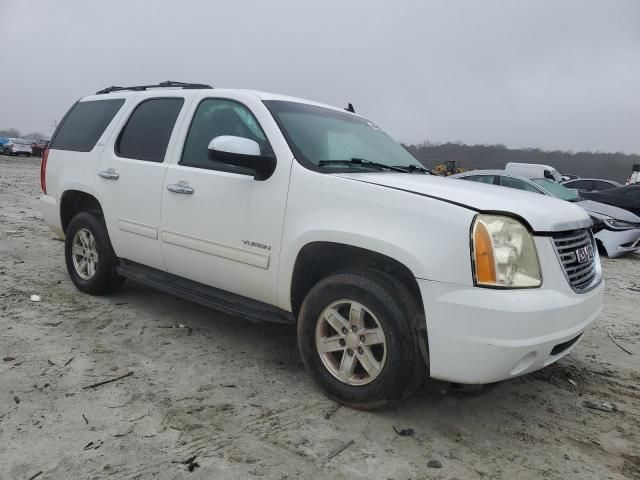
<box><xmin>50</xmin><ymin>99</ymin><xmax>124</xmax><ymax>152</ymax></box>
<box><xmin>181</xmin><ymin>98</ymin><xmax>271</xmax><ymax>172</ymax></box>
<box><xmin>592</xmin><ymin>180</ymin><xmax>615</xmax><ymax>191</ymax></box>
<box><xmin>462</xmin><ymin>175</ymin><xmax>495</xmax><ymax>184</ymax></box>
<box><xmin>501</xmin><ymin>176</ymin><xmax>543</xmax><ymax>193</ymax></box>
<box><xmin>116</xmin><ymin>98</ymin><xmax>184</xmax><ymax>162</ymax></box>
<box><xmin>565</xmin><ymin>180</ymin><xmax>592</xmax><ymax>190</ymax></box>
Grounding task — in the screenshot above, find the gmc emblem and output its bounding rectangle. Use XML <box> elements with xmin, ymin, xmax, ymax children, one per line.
<box><xmin>575</xmin><ymin>245</ymin><xmax>594</xmax><ymax>264</ymax></box>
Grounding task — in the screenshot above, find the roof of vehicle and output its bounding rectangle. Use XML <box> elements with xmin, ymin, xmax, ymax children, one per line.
<box><xmin>83</xmin><ymin>83</ymin><xmax>358</xmax><ymax>116</ymax></box>
<box><xmin>505</xmin><ymin>162</ymin><xmax>559</xmax><ymax>170</ymax></box>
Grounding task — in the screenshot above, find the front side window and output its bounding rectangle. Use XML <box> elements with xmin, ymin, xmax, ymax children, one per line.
<box><xmin>116</xmin><ymin>98</ymin><xmax>184</xmax><ymax>162</ymax></box>
<box><xmin>50</xmin><ymin>99</ymin><xmax>125</xmax><ymax>152</ymax></box>
<box><xmin>264</xmin><ymin>100</ymin><xmax>422</xmax><ymax>172</ymax></box>
<box><xmin>181</xmin><ymin>98</ymin><xmax>271</xmax><ymax>173</ymax></box>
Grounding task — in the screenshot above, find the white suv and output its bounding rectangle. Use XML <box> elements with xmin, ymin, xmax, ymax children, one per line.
<box><xmin>40</xmin><ymin>81</ymin><xmax>604</xmax><ymax>408</ymax></box>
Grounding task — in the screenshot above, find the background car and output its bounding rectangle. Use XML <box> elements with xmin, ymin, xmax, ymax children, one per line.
<box><xmin>561</xmin><ymin>174</ymin><xmax>580</xmax><ymax>181</ymax></box>
<box><xmin>30</xmin><ymin>139</ymin><xmax>49</xmax><ymax>157</ymax></box>
<box><xmin>451</xmin><ymin>170</ymin><xmax>640</xmax><ymax>258</ymax></box>
<box><xmin>581</xmin><ymin>185</ymin><xmax>640</xmax><ymax>216</ymax></box>
<box><xmin>1</xmin><ymin>138</ymin><xmax>33</xmax><ymax>156</ymax></box>
<box><xmin>0</xmin><ymin>138</ymin><xmax>9</xmax><ymax>149</ymax></box>
<box><xmin>505</xmin><ymin>162</ymin><xmax>563</xmax><ymax>182</ymax></box>
<box><xmin>561</xmin><ymin>178</ymin><xmax>622</xmax><ymax>192</ymax></box>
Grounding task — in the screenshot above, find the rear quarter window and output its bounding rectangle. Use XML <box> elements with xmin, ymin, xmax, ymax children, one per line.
<box><xmin>49</xmin><ymin>99</ymin><xmax>125</xmax><ymax>152</ymax></box>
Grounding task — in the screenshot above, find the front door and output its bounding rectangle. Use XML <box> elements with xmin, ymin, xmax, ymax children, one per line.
<box><xmin>159</xmin><ymin>95</ymin><xmax>291</xmax><ymax>305</ymax></box>
<box><xmin>95</xmin><ymin>95</ymin><xmax>187</xmax><ymax>270</ymax></box>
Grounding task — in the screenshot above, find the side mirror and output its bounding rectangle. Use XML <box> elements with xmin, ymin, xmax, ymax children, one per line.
<box><xmin>207</xmin><ymin>136</ymin><xmax>275</xmax><ymax>181</ymax></box>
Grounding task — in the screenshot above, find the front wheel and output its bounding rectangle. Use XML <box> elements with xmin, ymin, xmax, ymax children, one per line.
<box><xmin>297</xmin><ymin>270</ymin><xmax>426</xmax><ymax>409</ymax></box>
<box><xmin>64</xmin><ymin>212</ymin><xmax>124</xmax><ymax>295</ymax></box>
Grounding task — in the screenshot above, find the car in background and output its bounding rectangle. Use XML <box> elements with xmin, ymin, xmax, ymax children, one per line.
<box><xmin>561</xmin><ymin>174</ymin><xmax>579</xmax><ymax>182</ymax></box>
<box><xmin>561</xmin><ymin>178</ymin><xmax>622</xmax><ymax>193</ymax></box>
<box><xmin>0</xmin><ymin>138</ymin><xmax>9</xmax><ymax>149</ymax></box>
<box><xmin>581</xmin><ymin>185</ymin><xmax>640</xmax><ymax>217</ymax></box>
<box><xmin>506</xmin><ymin>162</ymin><xmax>563</xmax><ymax>182</ymax></box>
<box><xmin>451</xmin><ymin>170</ymin><xmax>640</xmax><ymax>258</ymax></box>
<box><xmin>30</xmin><ymin>139</ymin><xmax>49</xmax><ymax>157</ymax></box>
<box><xmin>1</xmin><ymin>138</ymin><xmax>33</xmax><ymax>156</ymax></box>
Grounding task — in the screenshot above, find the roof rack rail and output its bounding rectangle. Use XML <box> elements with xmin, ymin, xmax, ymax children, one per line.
<box><xmin>95</xmin><ymin>80</ymin><xmax>213</xmax><ymax>95</ymax></box>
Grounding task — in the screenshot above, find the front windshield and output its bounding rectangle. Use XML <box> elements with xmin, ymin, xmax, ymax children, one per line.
<box><xmin>264</xmin><ymin>100</ymin><xmax>422</xmax><ymax>171</ymax></box>
<box><xmin>532</xmin><ymin>178</ymin><xmax>581</xmax><ymax>201</ymax></box>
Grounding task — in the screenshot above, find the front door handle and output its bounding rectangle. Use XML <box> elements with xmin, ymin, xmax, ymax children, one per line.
<box><xmin>98</xmin><ymin>168</ymin><xmax>119</xmax><ymax>180</ymax></box>
<box><xmin>167</xmin><ymin>181</ymin><xmax>194</xmax><ymax>195</ymax></box>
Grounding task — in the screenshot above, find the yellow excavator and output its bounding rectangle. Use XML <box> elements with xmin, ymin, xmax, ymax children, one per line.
<box><xmin>432</xmin><ymin>160</ymin><xmax>465</xmax><ymax>176</ymax></box>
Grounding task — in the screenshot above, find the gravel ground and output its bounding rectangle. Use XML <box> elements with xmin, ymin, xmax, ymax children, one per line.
<box><xmin>1</xmin><ymin>154</ymin><xmax>639</xmax><ymax>480</ymax></box>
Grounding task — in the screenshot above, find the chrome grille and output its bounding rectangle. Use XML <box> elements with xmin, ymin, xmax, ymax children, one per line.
<box><xmin>552</xmin><ymin>229</ymin><xmax>600</xmax><ymax>293</ymax></box>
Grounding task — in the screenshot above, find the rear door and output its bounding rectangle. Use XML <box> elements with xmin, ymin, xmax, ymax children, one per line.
<box><xmin>95</xmin><ymin>93</ymin><xmax>191</xmax><ymax>270</ymax></box>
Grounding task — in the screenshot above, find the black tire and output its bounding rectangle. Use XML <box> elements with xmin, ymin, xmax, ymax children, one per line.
<box><xmin>297</xmin><ymin>269</ymin><xmax>426</xmax><ymax>410</ymax></box>
<box><xmin>65</xmin><ymin>212</ymin><xmax>124</xmax><ymax>295</ymax></box>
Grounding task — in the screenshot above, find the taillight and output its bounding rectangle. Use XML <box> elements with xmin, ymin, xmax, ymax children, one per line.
<box><xmin>41</xmin><ymin>149</ymin><xmax>49</xmax><ymax>194</ymax></box>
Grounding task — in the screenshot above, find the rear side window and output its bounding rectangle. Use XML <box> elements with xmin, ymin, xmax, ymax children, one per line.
<box><xmin>49</xmin><ymin>99</ymin><xmax>124</xmax><ymax>152</ymax></box>
<box><xmin>116</xmin><ymin>98</ymin><xmax>184</xmax><ymax>162</ymax></box>
<box><xmin>592</xmin><ymin>180</ymin><xmax>614</xmax><ymax>191</ymax></box>
<box><xmin>463</xmin><ymin>175</ymin><xmax>496</xmax><ymax>184</ymax></box>
<box><xmin>500</xmin><ymin>176</ymin><xmax>543</xmax><ymax>193</ymax></box>
<box><xmin>565</xmin><ymin>180</ymin><xmax>592</xmax><ymax>190</ymax></box>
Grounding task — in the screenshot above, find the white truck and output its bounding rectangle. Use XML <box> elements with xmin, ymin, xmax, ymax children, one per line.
<box><xmin>40</xmin><ymin>82</ymin><xmax>604</xmax><ymax>408</ymax></box>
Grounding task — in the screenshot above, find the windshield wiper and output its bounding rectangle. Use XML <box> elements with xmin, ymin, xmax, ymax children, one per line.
<box><xmin>393</xmin><ymin>164</ymin><xmax>432</xmax><ymax>174</ymax></box>
<box><xmin>318</xmin><ymin>158</ymin><xmax>409</xmax><ymax>173</ymax></box>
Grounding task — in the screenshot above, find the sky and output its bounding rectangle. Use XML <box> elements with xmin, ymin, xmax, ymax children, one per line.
<box><xmin>1</xmin><ymin>0</ymin><xmax>638</xmax><ymax>153</ymax></box>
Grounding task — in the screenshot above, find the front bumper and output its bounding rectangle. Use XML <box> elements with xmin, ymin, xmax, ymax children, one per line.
<box><xmin>418</xmin><ymin>235</ymin><xmax>604</xmax><ymax>384</ymax></box>
<box><xmin>594</xmin><ymin>227</ymin><xmax>640</xmax><ymax>258</ymax></box>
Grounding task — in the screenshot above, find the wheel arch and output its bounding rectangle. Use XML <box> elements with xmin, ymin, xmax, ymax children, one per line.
<box><xmin>288</xmin><ymin>241</ymin><xmax>424</xmax><ymax>320</ymax></box>
<box><xmin>60</xmin><ymin>190</ymin><xmax>104</xmax><ymax>234</ymax></box>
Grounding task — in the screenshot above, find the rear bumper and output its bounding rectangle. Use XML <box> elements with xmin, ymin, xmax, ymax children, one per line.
<box><xmin>40</xmin><ymin>194</ymin><xmax>63</xmax><ymax>239</ymax></box>
<box><xmin>418</xmin><ymin>278</ymin><xmax>604</xmax><ymax>384</ymax></box>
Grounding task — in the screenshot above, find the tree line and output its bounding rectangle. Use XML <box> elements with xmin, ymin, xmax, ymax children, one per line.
<box><xmin>0</xmin><ymin>128</ymin><xmax>47</xmax><ymax>140</ymax></box>
<box><xmin>404</xmin><ymin>142</ymin><xmax>640</xmax><ymax>183</ymax></box>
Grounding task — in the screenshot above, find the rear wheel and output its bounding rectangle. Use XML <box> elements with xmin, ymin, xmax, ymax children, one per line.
<box><xmin>297</xmin><ymin>269</ymin><xmax>426</xmax><ymax>409</ymax></box>
<box><xmin>65</xmin><ymin>212</ymin><xmax>124</xmax><ymax>295</ymax></box>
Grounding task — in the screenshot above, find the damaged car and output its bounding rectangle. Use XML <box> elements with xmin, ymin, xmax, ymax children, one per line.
<box><xmin>452</xmin><ymin>170</ymin><xmax>640</xmax><ymax>258</ymax></box>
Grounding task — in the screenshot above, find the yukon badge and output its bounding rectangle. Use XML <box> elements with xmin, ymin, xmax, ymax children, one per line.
<box><xmin>242</xmin><ymin>240</ymin><xmax>272</xmax><ymax>251</ymax></box>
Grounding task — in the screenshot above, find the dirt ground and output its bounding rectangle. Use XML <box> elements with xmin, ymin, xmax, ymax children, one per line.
<box><xmin>0</xmin><ymin>154</ymin><xmax>639</xmax><ymax>480</ymax></box>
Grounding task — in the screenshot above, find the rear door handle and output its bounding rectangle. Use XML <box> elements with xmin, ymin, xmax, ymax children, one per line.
<box><xmin>98</xmin><ymin>168</ymin><xmax>119</xmax><ymax>180</ymax></box>
<box><xmin>167</xmin><ymin>181</ymin><xmax>194</xmax><ymax>195</ymax></box>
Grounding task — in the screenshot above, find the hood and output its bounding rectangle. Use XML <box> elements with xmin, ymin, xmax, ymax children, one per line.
<box><xmin>577</xmin><ymin>199</ymin><xmax>640</xmax><ymax>223</ymax></box>
<box><xmin>335</xmin><ymin>172</ymin><xmax>592</xmax><ymax>233</ymax></box>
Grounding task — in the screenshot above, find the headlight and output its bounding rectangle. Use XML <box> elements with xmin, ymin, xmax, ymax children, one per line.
<box><xmin>603</xmin><ymin>218</ymin><xmax>635</xmax><ymax>231</ymax></box>
<box><xmin>471</xmin><ymin>214</ymin><xmax>542</xmax><ymax>288</ymax></box>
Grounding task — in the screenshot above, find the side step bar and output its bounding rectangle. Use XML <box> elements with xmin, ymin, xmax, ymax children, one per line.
<box><xmin>116</xmin><ymin>260</ymin><xmax>295</xmax><ymax>325</ymax></box>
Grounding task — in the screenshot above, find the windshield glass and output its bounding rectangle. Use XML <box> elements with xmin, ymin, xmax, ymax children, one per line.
<box><xmin>264</xmin><ymin>100</ymin><xmax>422</xmax><ymax>171</ymax></box>
<box><xmin>532</xmin><ymin>178</ymin><xmax>581</xmax><ymax>201</ymax></box>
